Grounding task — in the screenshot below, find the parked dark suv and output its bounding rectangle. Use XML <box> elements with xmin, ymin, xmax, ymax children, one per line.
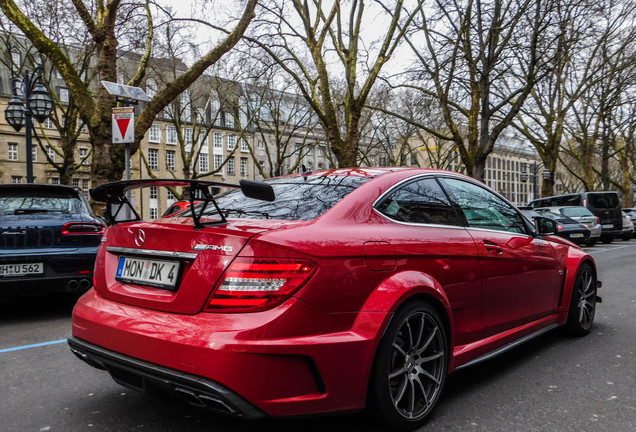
<box><xmin>0</xmin><ymin>184</ymin><xmax>104</xmax><ymax>297</ymax></box>
<box><xmin>529</xmin><ymin>191</ymin><xmax>622</xmax><ymax>243</ymax></box>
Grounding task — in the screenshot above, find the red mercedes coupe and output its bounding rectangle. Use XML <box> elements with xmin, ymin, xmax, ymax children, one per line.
<box><xmin>69</xmin><ymin>168</ymin><xmax>600</xmax><ymax>429</ymax></box>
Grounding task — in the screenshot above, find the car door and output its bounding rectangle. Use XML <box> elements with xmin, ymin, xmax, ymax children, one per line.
<box><xmin>374</xmin><ymin>176</ymin><xmax>484</xmax><ymax>346</ymax></box>
<box><xmin>439</xmin><ymin>177</ymin><xmax>562</xmax><ymax>336</ymax></box>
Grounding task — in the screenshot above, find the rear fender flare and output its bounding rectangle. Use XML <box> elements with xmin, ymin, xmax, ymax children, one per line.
<box><xmin>360</xmin><ymin>270</ymin><xmax>454</xmax><ymax>348</ymax></box>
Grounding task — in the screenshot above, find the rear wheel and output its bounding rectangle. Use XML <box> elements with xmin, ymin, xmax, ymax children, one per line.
<box><xmin>601</xmin><ymin>235</ymin><xmax>614</xmax><ymax>244</ymax></box>
<box><xmin>368</xmin><ymin>302</ymin><xmax>447</xmax><ymax>430</ymax></box>
<box><xmin>585</xmin><ymin>238</ymin><xmax>597</xmax><ymax>247</ymax></box>
<box><xmin>565</xmin><ymin>263</ymin><xmax>596</xmax><ymax>337</ymax></box>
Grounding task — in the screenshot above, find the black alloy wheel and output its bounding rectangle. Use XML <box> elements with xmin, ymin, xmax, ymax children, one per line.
<box><xmin>369</xmin><ymin>301</ymin><xmax>447</xmax><ymax>430</ymax></box>
<box><xmin>565</xmin><ymin>263</ymin><xmax>597</xmax><ymax>337</ymax></box>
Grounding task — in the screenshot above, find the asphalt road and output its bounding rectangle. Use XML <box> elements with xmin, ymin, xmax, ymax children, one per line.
<box><xmin>1</xmin><ymin>241</ymin><xmax>635</xmax><ymax>432</ymax></box>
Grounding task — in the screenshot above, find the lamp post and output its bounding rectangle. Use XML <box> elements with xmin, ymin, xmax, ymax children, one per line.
<box><xmin>4</xmin><ymin>65</ymin><xmax>54</xmax><ymax>183</ymax></box>
<box><xmin>520</xmin><ymin>161</ymin><xmax>551</xmax><ymax>201</ymax></box>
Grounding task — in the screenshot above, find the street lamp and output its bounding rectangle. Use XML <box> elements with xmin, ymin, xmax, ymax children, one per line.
<box><xmin>4</xmin><ymin>65</ymin><xmax>54</xmax><ymax>183</ymax></box>
<box><xmin>520</xmin><ymin>161</ymin><xmax>551</xmax><ymax>201</ymax></box>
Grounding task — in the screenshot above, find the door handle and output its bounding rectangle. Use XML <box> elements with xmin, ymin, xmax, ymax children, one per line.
<box><xmin>483</xmin><ymin>240</ymin><xmax>503</xmax><ymax>255</ymax></box>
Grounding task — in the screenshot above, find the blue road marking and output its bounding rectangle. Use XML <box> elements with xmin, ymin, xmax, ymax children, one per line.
<box><xmin>0</xmin><ymin>339</ymin><xmax>67</xmax><ymax>354</ymax></box>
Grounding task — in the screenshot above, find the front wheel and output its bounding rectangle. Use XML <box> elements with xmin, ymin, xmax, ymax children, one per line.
<box><xmin>565</xmin><ymin>263</ymin><xmax>597</xmax><ymax>337</ymax></box>
<box><xmin>368</xmin><ymin>302</ymin><xmax>448</xmax><ymax>430</ymax></box>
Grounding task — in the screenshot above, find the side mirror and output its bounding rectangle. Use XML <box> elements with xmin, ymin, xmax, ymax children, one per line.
<box><xmin>535</xmin><ymin>216</ymin><xmax>558</xmax><ymax>236</ymax></box>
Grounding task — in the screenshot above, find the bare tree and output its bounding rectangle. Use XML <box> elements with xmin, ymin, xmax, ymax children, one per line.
<box><xmin>400</xmin><ymin>0</ymin><xmax>552</xmax><ymax>180</ymax></box>
<box><xmin>242</xmin><ymin>0</ymin><xmax>424</xmax><ymax>168</ymax></box>
<box><xmin>0</xmin><ymin>0</ymin><xmax>257</xmax><ymax>188</ymax></box>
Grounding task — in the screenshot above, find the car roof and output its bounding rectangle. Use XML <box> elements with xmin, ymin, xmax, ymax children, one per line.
<box><xmin>0</xmin><ymin>183</ymin><xmax>81</xmax><ymax>195</ymax></box>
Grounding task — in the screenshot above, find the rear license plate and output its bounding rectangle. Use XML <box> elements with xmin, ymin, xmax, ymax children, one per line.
<box><xmin>0</xmin><ymin>262</ymin><xmax>44</xmax><ymax>277</ymax></box>
<box><xmin>602</xmin><ymin>224</ymin><xmax>613</xmax><ymax>229</ymax></box>
<box><xmin>570</xmin><ymin>233</ymin><xmax>584</xmax><ymax>238</ymax></box>
<box><xmin>116</xmin><ymin>256</ymin><xmax>180</xmax><ymax>290</ymax></box>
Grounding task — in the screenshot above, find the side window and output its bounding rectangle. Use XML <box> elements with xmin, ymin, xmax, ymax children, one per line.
<box><xmin>441</xmin><ymin>178</ymin><xmax>527</xmax><ymax>234</ymax></box>
<box><xmin>376</xmin><ymin>177</ymin><xmax>461</xmax><ymax>226</ymax></box>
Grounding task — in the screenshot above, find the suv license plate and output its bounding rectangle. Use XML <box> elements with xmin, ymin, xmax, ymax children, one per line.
<box><xmin>0</xmin><ymin>263</ymin><xmax>44</xmax><ymax>277</ymax></box>
<box><xmin>602</xmin><ymin>224</ymin><xmax>613</xmax><ymax>229</ymax></box>
<box><xmin>116</xmin><ymin>256</ymin><xmax>180</xmax><ymax>290</ymax></box>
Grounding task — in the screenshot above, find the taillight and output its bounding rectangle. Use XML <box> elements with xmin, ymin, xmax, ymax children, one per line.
<box><xmin>62</xmin><ymin>222</ymin><xmax>105</xmax><ymax>235</ymax></box>
<box><xmin>557</xmin><ymin>225</ymin><xmax>564</xmax><ymax>230</ymax></box>
<box><xmin>206</xmin><ymin>258</ymin><xmax>317</xmax><ymax>312</ymax></box>
<box><xmin>596</xmin><ymin>217</ymin><xmax>600</xmax><ymax>224</ymax></box>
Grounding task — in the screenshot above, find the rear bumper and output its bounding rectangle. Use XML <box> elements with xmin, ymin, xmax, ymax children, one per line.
<box><xmin>71</xmin><ymin>289</ymin><xmax>387</xmax><ymax>417</ymax></box>
<box><xmin>68</xmin><ymin>336</ymin><xmax>265</xmax><ymax>418</ymax></box>
<box><xmin>0</xmin><ymin>249</ymin><xmax>96</xmax><ymax>295</ymax></box>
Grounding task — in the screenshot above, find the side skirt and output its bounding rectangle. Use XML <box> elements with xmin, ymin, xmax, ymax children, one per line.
<box><xmin>453</xmin><ymin>323</ymin><xmax>560</xmax><ymax>373</ymax></box>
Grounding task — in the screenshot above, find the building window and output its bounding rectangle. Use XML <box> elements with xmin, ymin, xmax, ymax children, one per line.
<box><xmin>199</xmin><ymin>154</ymin><xmax>209</xmax><ymax>172</ymax></box>
<box><xmin>184</xmin><ymin>128</ymin><xmax>193</xmax><ymax>144</ymax></box>
<box><xmin>240</xmin><ymin>157</ymin><xmax>248</xmax><ymax>176</ymax></box>
<box><xmin>47</xmin><ymin>146</ymin><xmax>56</xmax><ymax>162</ymax></box>
<box><xmin>44</xmin><ymin>118</ymin><xmax>54</xmax><ymax>129</ymax></box>
<box><xmin>213</xmin><ymin>132</ymin><xmax>223</xmax><ymax>149</ymax></box>
<box><xmin>149</xmin><ymin>124</ymin><xmax>161</xmax><ymax>143</ymax></box>
<box><xmin>150</xmin><ymin>187</ymin><xmax>158</xmax><ymax>199</ymax></box>
<box><xmin>59</xmin><ymin>88</ymin><xmax>70</xmax><ymax>104</ymax></box>
<box><xmin>148</xmin><ymin>148</ymin><xmax>159</xmax><ymax>170</ymax></box>
<box><xmin>166</xmin><ymin>126</ymin><xmax>177</xmax><ymax>144</ymax></box>
<box><xmin>8</xmin><ymin>143</ymin><xmax>18</xmax><ymax>161</ymax></box>
<box><xmin>82</xmin><ymin>179</ymin><xmax>90</xmax><ymax>190</ymax></box>
<box><xmin>181</xmin><ymin>91</ymin><xmax>191</xmax><ymax>122</ymax></box>
<box><xmin>167</xmin><ymin>190</ymin><xmax>175</xmax><ymax>200</ymax></box>
<box><xmin>257</xmin><ymin>139</ymin><xmax>264</xmax><ymax>149</ymax></box>
<box><xmin>11</xmin><ymin>51</ymin><xmax>21</xmax><ymax>70</ymax></box>
<box><xmin>239</xmin><ymin>110</ymin><xmax>248</xmax><ymax>128</ymax></box>
<box><xmin>240</xmin><ymin>138</ymin><xmax>249</xmax><ymax>152</ymax></box>
<box><xmin>214</xmin><ymin>154</ymin><xmax>223</xmax><ymax>171</ymax></box>
<box><xmin>72</xmin><ymin>178</ymin><xmax>80</xmax><ymax>188</ymax></box>
<box><xmin>150</xmin><ymin>208</ymin><xmax>158</xmax><ymax>220</ymax></box>
<box><xmin>227</xmin><ymin>134</ymin><xmax>236</xmax><ymax>150</ymax></box>
<box><xmin>225</xmin><ymin>113</ymin><xmax>235</xmax><ymax>128</ymax></box>
<box><xmin>79</xmin><ymin>147</ymin><xmax>89</xmax><ymax>165</ymax></box>
<box><xmin>146</xmin><ymin>78</ymin><xmax>157</xmax><ymax>99</ymax></box>
<box><xmin>51</xmin><ymin>178</ymin><xmax>60</xmax><ymax>185</ymax></box>
<box><xmin>227</xmin><ymin>157</ymin><xmax>235</xmax><ymax>175</ymax></box>
<box><xmin>166</xmin><ymin>150</ymin><xmax>176</xmax><ymax>170</ymax></box>
<box><xmin>12</xmin><ymin>176</ymin><xmax>22</xmax><ymax>184</ymax></box>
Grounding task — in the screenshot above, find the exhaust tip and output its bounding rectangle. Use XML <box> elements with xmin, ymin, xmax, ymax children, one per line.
<box><xmin>67</xmin><ymin>280</ymin><xmax>79</xmax><ymax>290</ymax></box>
<box><xmin>79</xmin><ymin>279</ymin><xmax>91</xmax><ymax>290</ymax></box>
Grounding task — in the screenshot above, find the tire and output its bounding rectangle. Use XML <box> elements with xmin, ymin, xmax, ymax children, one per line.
<box><xmin>368</xmin><ymin>301</ymin><xmax>448</xmax><ymax>430</ymax></box>
<box><xmin>565</xmin><ymin>263</ymin><xmax>597</xmax><ymax>337</ymax></box>
<box><xmin>601</xmin><ymin>235</ymin><xmax>614</xmax><ymax>244</ymax></box>
<box><xmin>586</xmin><ymin>239</ymin><xmax>597</xmax><ymax>247</ymax></box>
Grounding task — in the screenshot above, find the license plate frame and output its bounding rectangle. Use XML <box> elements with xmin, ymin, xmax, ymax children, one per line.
<box><xmin>116</xmin><ymin>256</ymin><xmax>181</xmax><ymax>290</ymax></box>
<box><xmin>0</xmin><ymin>262</ymin><xmax>44</xmax><ymax>277</ymax></box>
<box><xmin>570</xmin><ymin>233</ymin><xmax>584</xmax><ymax>239</ymax></box>
<box><xmin>602</xmin><ymin>224</ymin><xmax>614</xmax><ymax>229</ymax></box>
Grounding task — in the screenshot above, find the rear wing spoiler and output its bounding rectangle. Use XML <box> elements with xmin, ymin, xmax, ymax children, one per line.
<box><xmin>90</xmin><ymin>178</ymin><xmax>275</xmax><ymax>229</ymax></box>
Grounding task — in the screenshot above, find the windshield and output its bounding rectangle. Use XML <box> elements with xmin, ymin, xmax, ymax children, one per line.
<box><xmin>0</xmin><ymin>190</ymin><xmax>78</xmax><ymax>215</ymax></box>
<box><xmin>588</xmin><ymin>193</ymin><xmax>620</xmax><ymax>209</ymax></box>
<box><xmin>200</xmin><ymin>175</ymin><xmax>373</xmax><ymax>221</ymax></box>
<box><xmin>561</xmin><ymin>207</ymin><xmax>594</xmax><ymax>217</ymax></box>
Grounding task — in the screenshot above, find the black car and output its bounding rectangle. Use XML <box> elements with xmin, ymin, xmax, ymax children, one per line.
<box><xmin>0</xmin><ymin>184</ymin><xmax>104</xmax><ymax>297</ymax></box>
<box><xmin>521</xmin><ymin>208</ymin><xmax>590</xmax><ymax>245</ymax></box>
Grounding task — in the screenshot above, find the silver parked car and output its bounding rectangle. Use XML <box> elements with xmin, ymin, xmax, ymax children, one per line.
<box><xmin>535</xmin><ymin>206</ymin><xmax>601</xmax><ymax>246</ymax></box>
<box><xmin>621</xmin><ymin>211</ymin><xmax>634</xmax><ymax>241</ymax></box>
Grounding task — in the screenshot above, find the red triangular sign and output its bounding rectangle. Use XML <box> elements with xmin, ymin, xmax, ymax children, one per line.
<box><xmin>116</xmin><ymin>118</ymin><xmax>131</xmax><ymax>138</ymax></box>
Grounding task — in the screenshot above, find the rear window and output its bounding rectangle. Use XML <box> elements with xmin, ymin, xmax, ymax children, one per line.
<box><xmin>201</xmin><ymin>175</ymin><xmax>372</xmax><ymax>221</ymax></box>
<box><xmin>588</xmin><ymin>193</ymin><xmax>620</xmax><ymax>209</ymax></box>
<box><xmin>561</xmin><ymin>207</ymin><xmax>594</xmax><ymax>217</ymax></box>
<box><xmin>0</xmin><ymin>189</ymin><xmax>79</xmax><ymax>215</ymax></box>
